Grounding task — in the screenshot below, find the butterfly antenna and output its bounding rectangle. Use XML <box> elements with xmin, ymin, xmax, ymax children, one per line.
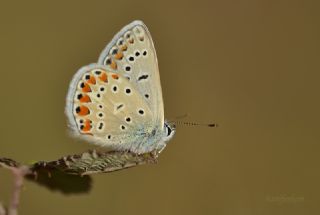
<box><xmin>174</xmin><ymin>121</ymin><xmax>218</xmax><ymax>128</ymax></box>
<box><xmin>168</xmin><ymin>114</ymin><xmax>218</xmax><ymax>127</ymax></box>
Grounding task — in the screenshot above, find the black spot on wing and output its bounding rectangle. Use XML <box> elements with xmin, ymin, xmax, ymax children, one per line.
<box><xmin>116</xmin><ymin>104</ymin><xmax>124</xmax><ymax>110</ymax></box>
<box><xmin>138</xmin><ymin>75</ymin><xmax>149</xmax><ymax>81</ymax></box>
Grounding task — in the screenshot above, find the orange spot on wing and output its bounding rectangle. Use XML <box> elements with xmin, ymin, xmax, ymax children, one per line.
<box><xmin>87</xmin><ymin>76</ymin><xmax>96</xmax><ymax>85</ymax></box>
<box><xmin>120</xmin><ymin>45</ymin><xmax>127</xmax><ymax>51</ymax></box>
<box><xmin>80</xmin><ymin>94</ymin><xmax>91</xmax><ymax>103</ymax></box>
<box><xmin>110</xmin><ymin>60</ymin><xmax>117</xmax><ymax>70</ymax></box>
<box><xmin>99</xmin><ymin>72</ymin><xmax>108</xmax><ymax>82</ymax></box>
<box><xmin>112</xmin><ymin>74</ymin><xmax>119</xmax><ymax>80</ymax></box>
<box><xmin>78</xmin><ymin>105</ymin><xmax>90</xmax><ymax>116</ymax></box>
<box><xmin>82</xmin><ymin>83</ymin><xmax>91</xmax><ymax>92</ymax></box>
<box><xmin>82</xmin><ymin>119</ymin><xmax>91</xmax><ymax>132</ymax></box>
<box><xmin>114</xmin><ymin>51</ymin><xmax>123</xmax><ymax>60</ymax></box>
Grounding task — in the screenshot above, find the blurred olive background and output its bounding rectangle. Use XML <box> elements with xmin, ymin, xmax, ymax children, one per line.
<box><xmin>0</xmin><ymin>0</ymin><xmax>319</xmax><ymax>214</ymax></box>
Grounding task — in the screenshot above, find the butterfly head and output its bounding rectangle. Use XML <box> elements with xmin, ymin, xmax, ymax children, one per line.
<box><xmin>162</xmin><ymin>121</ymin><xmax>176</xmax><ymax>142</ymax></box>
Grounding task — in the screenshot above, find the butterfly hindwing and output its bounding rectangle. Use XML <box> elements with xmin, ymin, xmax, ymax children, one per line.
<box><xmin>98</xmin><ymin>20</ymin><xmax>164</xmax><ymax>131</ymax></box>
<box><xmin>66</xmin><ymin>64</ymin><xmax>154</xmax><ymax>151</ymax></box>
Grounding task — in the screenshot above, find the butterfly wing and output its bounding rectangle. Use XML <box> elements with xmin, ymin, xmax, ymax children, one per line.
<box><xmin>65</xmin><ymin>64</ymin><xmax>155</xmax><ymax>152</ymax></box>
<box><xmin>97</xmin><ymin>20</ymin><xmax>164</xmax><ymax>132</ymax></box>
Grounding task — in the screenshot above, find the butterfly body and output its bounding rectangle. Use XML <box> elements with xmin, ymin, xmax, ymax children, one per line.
<box><xmin>65</xmin><ymin>21</ymin><xmax>175</xmax><ymax>154</ymax></box>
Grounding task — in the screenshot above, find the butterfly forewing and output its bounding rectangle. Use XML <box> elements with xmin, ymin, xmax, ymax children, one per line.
<box><xmin>98</xmin><ymin>21</ymin><xmax>164</xmax><ymax>131</ymax></box>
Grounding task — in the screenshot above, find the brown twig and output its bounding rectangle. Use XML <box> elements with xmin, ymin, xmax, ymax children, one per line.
<box><xmin>0</xmin><ymin>202</ymin><xmax>5</xmax><ymax>215</ymax></box>
<box><xmin>8</xmin><ymin>166</ymin><xmax>30</xmax><ymax>215</ymax></box>
<box><xmin>0</xmin><ymin>149</ymin><xmax>161</xmax><ymax>214</ymax></box>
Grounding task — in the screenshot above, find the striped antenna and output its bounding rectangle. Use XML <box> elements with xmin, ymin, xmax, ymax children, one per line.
<box><xmin>174</xmin><ymin>121</ymin><xmax>218</xmax><ymax>127</ymax></box>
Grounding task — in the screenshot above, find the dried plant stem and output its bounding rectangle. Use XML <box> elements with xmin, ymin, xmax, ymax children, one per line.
<box><xmin>8</xmin><ymin>166</ymin><xmax>30</xmax><ymax>215</ymax></box>
<box><xmin>0</xmin><ymin>202</ymin><xmax>5</xmax><ymax>215</ymax></box>
<box><xmin>0</xmin><ymin>149</ymin><xmax>160</xmax><ymax>213</ymax></box>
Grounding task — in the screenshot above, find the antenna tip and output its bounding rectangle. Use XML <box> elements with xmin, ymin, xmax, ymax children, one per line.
<box><xmin>208</xmin><ymin>123</ymin><xmax>218</xmax><ymax>127</ymax></box>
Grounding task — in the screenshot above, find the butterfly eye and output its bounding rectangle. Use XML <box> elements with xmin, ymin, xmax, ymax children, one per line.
<box><xmin>166</xmin><ymin>125</ymin><xmax>172</xmax><ymax>137</ymax></box>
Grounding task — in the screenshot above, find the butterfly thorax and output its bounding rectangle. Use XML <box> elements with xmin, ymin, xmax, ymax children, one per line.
<box><xmin>129</xmin><ymin>124</ymin><xmax>165</xmax><ymax>153</ymax></box>
<box><xmin>123</xmin><ymin>122</ymin><xmax>175</xmax><ymax>154</ymax></box>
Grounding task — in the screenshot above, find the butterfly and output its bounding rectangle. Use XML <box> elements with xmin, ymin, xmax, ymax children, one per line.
<box><xmin>65</xmin><ymin>20</ymin><xmax>175</xmax><ymax>154</ymax></box>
